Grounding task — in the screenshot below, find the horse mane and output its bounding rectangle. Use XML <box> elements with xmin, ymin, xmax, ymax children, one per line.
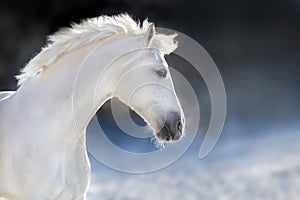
<box><xmin>16</xmin><ymin>13</ymin><xmax>178</xmax><ymax>86</ymax></box>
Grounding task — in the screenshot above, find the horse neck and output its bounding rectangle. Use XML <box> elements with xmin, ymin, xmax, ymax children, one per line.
<box><xmin>13</xmin><ymin>36</ymin><xmax>142</xmax><ymax>143</ymax></box>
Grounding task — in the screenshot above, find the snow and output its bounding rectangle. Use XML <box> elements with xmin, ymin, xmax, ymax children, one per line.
<box><xmin>87</xmin><ymin>126</ymin><xmax>300</xmax><ymax>200</ymax></box>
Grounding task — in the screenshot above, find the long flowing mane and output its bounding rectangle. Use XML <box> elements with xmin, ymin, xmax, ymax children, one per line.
<box><xmin>16</xmin><ymin>14</ymin><xmax>178</xmax><ymax>86</ymax></box>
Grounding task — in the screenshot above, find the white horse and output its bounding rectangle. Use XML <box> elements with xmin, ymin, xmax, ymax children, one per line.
<box><xmin>0</xmin><ymin>14</ymin><xmax>184</xmax><ymax>200</ymax></box>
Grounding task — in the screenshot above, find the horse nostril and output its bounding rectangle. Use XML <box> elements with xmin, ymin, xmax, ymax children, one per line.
<box><xmin>177</xmin><ymin>121</ymin><xmax>182</xmax><ymax>132</ymax></box>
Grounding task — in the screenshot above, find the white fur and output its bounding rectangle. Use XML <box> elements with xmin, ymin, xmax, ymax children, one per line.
<box><xmin>0</xmin><ymin>14</ymin><xmax>183</xmax><ymax>200</ymax></box>
<box><xmin>0</xmin><ymin>92</ymin><xmax>14</xmax><ymax>101</ymax></box>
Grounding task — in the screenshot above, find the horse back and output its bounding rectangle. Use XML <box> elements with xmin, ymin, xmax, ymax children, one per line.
<box><xmin>0</xmin><ymin>91</ymin><xmax>15</xmax><ymax>102</ymax></box>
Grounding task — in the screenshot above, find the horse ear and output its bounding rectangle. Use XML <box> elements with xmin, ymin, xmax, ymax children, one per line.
<box><xmin>144</xmin><ymin>23</ymin><xmax>155</xmax><ymax>45</ymax></box>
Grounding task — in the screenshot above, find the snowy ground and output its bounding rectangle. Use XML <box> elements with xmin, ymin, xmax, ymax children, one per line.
<box><xmin>87</xmin><ymin>126</ymin><xmax>300</xmax><ymax>200</ymax></box>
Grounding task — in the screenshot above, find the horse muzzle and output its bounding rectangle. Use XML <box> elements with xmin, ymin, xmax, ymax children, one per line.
<box><xmin>155</xmin><ymin>111</ymin><xmax>184</xmax><ymax>142</ymax></box>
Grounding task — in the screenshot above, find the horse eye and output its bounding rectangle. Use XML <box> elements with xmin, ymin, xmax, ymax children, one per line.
<box><xmin>156</xmin><ymin>69</ymin><xmax>167</xmax><ymax>78</ymax></box>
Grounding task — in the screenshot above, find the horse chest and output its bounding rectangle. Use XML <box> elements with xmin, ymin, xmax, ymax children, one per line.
<box><xmin>56</xmin><ymin>149</ymin><xmax>91</xmax><ymax>199</ymax></box>
<box><xmin>0</xmin><ymin>141</ymin><xmax>90</xmax><ymax>200</ymax></box>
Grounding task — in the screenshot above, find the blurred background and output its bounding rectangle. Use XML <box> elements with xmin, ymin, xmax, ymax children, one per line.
<box><xmin>0</xmin><ymin>0</ymin><xmax>299</xmax><ymax>199</ymax></box>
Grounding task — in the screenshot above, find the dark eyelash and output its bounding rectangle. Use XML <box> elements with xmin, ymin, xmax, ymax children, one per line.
<box><xmin>156</xmin><ymin>69</ymin><xmax>167</xmax><ymax>78</ymax></box>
